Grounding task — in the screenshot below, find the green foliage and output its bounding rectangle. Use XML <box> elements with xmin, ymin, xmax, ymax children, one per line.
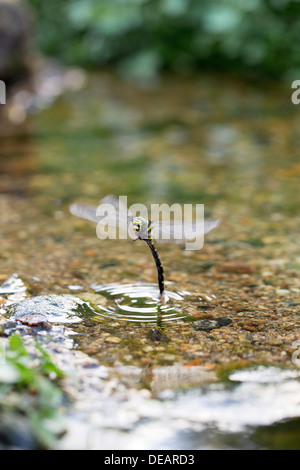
<box><xmin>0</xmin><ymin>335</ymin><xmax>65</xmax><ymax>449</ymax></box>
<box><xmin>27</xmin><ymin>0</ymin><xmax>300</xmax><ymax>82</ymax></box>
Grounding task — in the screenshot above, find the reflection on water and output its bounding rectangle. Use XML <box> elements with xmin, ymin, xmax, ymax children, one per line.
<box><xmin>126</xmin><ymin>365</ymin><xmax>300</xmax><ymax>450</ymax></box>
<box><xmin>90</xmin><ymin>282</ymin><xmax>189</xmax><ymax>323</ymax></box>
<box><xmin>56</xmin><ymin>363</ymin><xmax>300</xmax><ymax>450</ymax></box>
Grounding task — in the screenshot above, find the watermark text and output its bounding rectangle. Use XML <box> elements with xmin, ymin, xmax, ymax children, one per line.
<box><xmin>95</xmin><ymin>196</ymin><xmax>207</xmax><ymax>250</ymax></box>
<box><xmin>291</xmin><ymin>80</ymin><xmax>300</xmax><ymax>105</ymax></box>
<box><xmin>0</xmin><ymin>80</ymin><xmax>6</xmax><ymax>105</ymax></box>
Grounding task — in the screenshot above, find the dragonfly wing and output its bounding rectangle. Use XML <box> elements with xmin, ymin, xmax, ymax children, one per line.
<box><xmin>70</xmin><ymin>203</ymin><xmax>101</xmax><ymax>224</ymax></box>
<box><xmin>203</xmin><ymin>219</ymin><xmax>220</xmax><ymax>234</ymax></box>
<box><xmin>100</xmin><ymin>194</ymin><xmax>133</xmax><ymax>221</ymax></box>
<box><xmin>151</xmin><ymin>221</ymin><xmax>182</xmax><ymax>244</ymax></box>
<box><xmin>151</xmin><ymin>219</ymin><xmax>221</xmax><ymax>244</ymax></box>
<box><xmin>70</xmin><ymin>202</ymin><xmax>129</xmax><ymax>228</ymax></box>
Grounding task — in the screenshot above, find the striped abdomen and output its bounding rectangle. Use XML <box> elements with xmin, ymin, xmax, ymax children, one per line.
<box><xmin>144</xmin><ymin>220</ymin><xmax>165</xmax><ymax>296</ymax></box>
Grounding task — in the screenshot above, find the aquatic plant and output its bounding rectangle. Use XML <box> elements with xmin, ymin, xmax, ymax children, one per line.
<box><xmin>0</xmin><ymin>335</ymin><xmax>65</xmax><ymax>449</ymax></box>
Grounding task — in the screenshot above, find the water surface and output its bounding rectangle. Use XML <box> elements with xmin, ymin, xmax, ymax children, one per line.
<box><xmin>1</xmin><ymin>71</ymin><xmax>300</xmax><ymax>449</ymax></box>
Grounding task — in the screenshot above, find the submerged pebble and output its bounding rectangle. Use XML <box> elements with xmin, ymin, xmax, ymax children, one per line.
<box><xmin>193</xmin><ymin>317</ymin><xmax>232</xmax><ymax>331</ymax></box>
<box><xmin>14</xmin><ymin>313</ymin><xmax>51</xmax><ymax>329</ymax></box>
<box><xmin>147</xmin><ymin>328</ymin><xmax>170</xmax><ymax>342</ymax></box>
<box><xmin>8</xmin><ymin>294</ymin><xmax>92</xmax><ymax>325</ymax></box>
<box><xmin>151</xmin><ymin>364</ymin><xmax>217</xmax><ymax>394</ymax></box>
<box><xmin>0</xmin><ymin>274</ymin><xmax>27</xmax><ymax>294</ymax></box>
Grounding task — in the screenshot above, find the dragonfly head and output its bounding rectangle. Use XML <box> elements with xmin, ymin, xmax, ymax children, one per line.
<box><xmin>132</xmin><ymin>217</ymin><xmax>149</xmax><ymax>238</ymax></box>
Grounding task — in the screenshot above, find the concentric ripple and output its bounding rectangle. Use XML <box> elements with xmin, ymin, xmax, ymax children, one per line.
<box><xmin>90</xmin><ymin>282</ymin><xmax>189</xmax><ymax>324</ymax></box>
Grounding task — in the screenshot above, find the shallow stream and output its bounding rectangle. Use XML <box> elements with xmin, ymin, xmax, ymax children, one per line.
<box><xmin>1</xmin><ymin>70</ymin><xmax>300</xmax><ymax>449</ymax></box>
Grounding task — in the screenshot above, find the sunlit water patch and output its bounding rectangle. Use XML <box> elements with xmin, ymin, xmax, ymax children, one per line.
<box><xmin>90</xmin><ymin>282</ymin><xmax>190</xmax><ymax>324</ymax></box>
<box><xmin>117</xmin><ymin>366</ymin><xmax>300</xmax><ymax>450</ymax></box>
<box><xmin>0</xmin><ymin>274</ymin><xmax>27</xmax><ymax>311</ymax></box>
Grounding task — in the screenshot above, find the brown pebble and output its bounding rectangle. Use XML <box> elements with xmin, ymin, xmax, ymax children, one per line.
<box><xmin>218</xmin><ymin>262</ymin><xmax>256</xmax><ymax>274</ymax></box>
<box><xmin>84</xmin><ymin>250</ymin><xmax>97</xmax><ymax>257</ymax></box>
<box><xmin>184</xmin><ymin>358</ymin><xmax>202</xmax><ymax>366</ymax></box>
<box><xmin>104</xmin><ymin>336</ymin><xmax>121</xmax><ymax>343</ymax></box>
<box><xmin>83</xmin><ymin>343</ymin><xmax>100</xmax><ymax>354</ymax></box>
<box><xmin>263</xmin><ymin>313</ymin><xmax>279</xmax><ymax>319</ymax></box>
<box><xmin>238</xmin><ymin>320</ymin><xmax>265</xmax><ymax>332</ymax></box>
<box><xmin>204</xmin><ymin>363</ymin><xmax>216</xmax><ymax>370</ymax></box>
<box><xmin>30</xmin><ymin>282</ymin><xmax>42</xmax><ymax>295</ymax></box>
<box><xmin>15</xmin><ymin>313</ymin><xmax>51</xmax><ymax>329</ymax></box>
<box><xmin>193</xmin><ymin>313</ymin><xmax>214</xmax><ymax>319</ymax></box>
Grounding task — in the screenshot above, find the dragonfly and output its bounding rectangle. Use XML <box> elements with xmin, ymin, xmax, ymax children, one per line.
<box><xmin>70</xmin><ymin>195</ymin><xmax>220</xmax><ymax>300</ymax></box>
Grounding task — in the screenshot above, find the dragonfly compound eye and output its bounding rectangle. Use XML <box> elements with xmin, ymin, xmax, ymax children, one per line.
<box><xmin>133</xmin><ymin>219</ymin><xmax>142</xmax><ymax>232</ymax></box>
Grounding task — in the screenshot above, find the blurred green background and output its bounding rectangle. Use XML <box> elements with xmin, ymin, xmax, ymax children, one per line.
<box><xmin>27</xmin><ymin>0</ymin><xmax>300</xmax><ymax>84</ymax></box>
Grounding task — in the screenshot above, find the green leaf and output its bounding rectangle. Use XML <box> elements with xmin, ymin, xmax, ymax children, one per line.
<box><xmin>8</xmin><ymin>334</ymin><xmax>28</xmax><ymax>357</ymax></box>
